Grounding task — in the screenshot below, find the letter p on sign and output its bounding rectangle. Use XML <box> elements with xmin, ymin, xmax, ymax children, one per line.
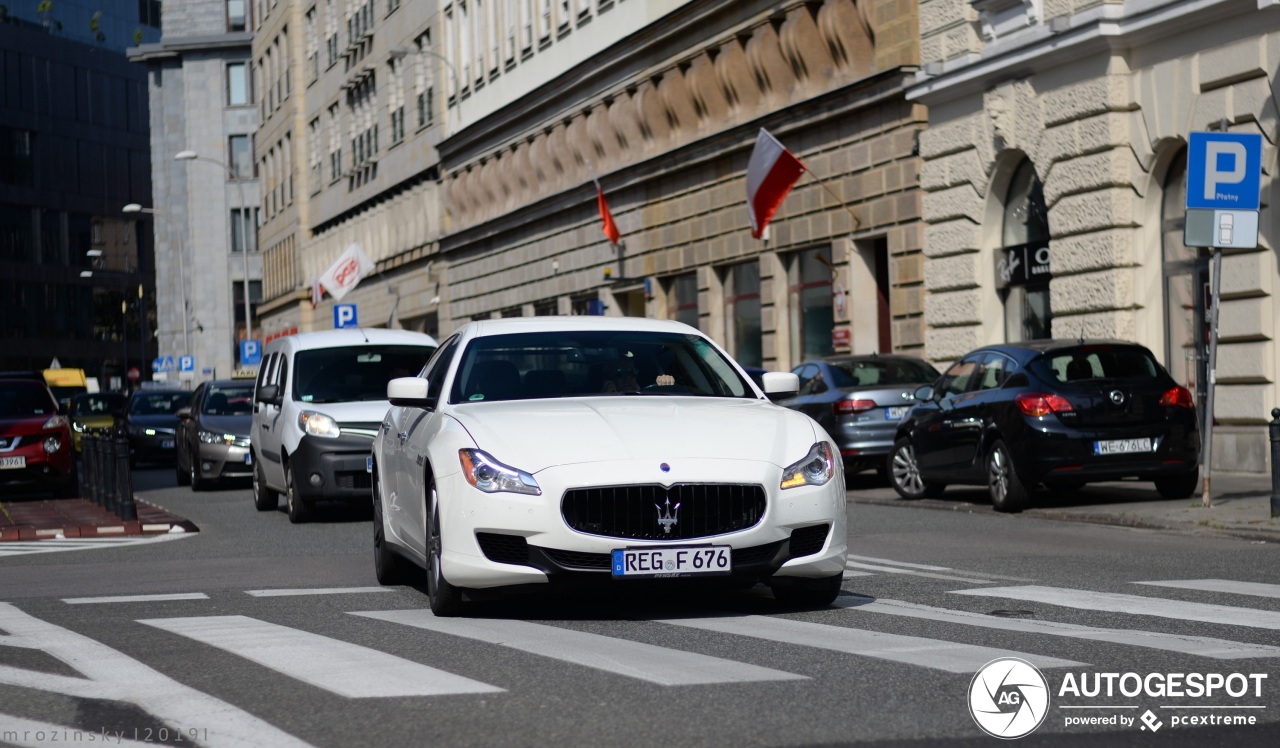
<box><xmin>334</xmin><ymin>304</ymin><xmax>358</xmax><ymax>329</ymax></box>
<box><xmin>1186</xmin><ymin>132</ymin><xmax>1262</xmax><ymax>211</ymax></box>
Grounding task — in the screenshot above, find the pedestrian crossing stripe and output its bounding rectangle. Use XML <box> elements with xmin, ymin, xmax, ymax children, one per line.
<box><xmin>0</xmin><ymin>534</ymin><xmax>193</xmax><ymax>557</ymax></box>
<box><xmin>1133</xmin><ymin>579</ymin><xmax>1280</xmax><ymax>600</ymax></box>
<box><xmin>950</xmin><ymin>585</ymin><xmax>1280</xmax><ymax>630</ymax></box>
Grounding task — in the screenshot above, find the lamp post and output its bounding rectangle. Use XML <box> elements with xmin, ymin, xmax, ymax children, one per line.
<box><xmin>174</xmin><ymin>149</ymin><xmax>253</xmax><ymax>362</ymax></box>
<box><xmin>124</xmin><ymin>204</ymin><xmax>188</xmax><ymax>357</ymax></box>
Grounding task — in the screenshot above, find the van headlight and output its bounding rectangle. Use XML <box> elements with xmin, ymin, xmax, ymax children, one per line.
<box><xmin>298</xmin><ymin>411</ymin><xmax>340</xmax><ymax>438</ymax></box>
<box><xmin>780</xmin><ymin>442</ymin><xmax>835</xmax><ymax>490</ymax></box>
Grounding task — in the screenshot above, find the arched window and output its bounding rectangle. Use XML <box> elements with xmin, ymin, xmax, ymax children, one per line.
<box><xmin>1160</xmin><ymin>148</ymin><xmax>1208</xmax><ymax>411</ymax></box>
<box><xmin>998</xmin><ymin>160</ymin><xmax>1051</xmax><ymax>341</ymax></box>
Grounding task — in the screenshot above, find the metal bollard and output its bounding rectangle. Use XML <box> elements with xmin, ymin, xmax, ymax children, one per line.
<box><xmin>84</xmin><ymin>433</ymin><xmax>98</xmax><ymax>507</ymax></box>
<box><xmin>1271</xmin><ymin>408</ymin><xmax>1280</xmax><ymax>519</ymax></box>
<box><xmin>115</xmin><ymin>434</ymin><xmax>136</xmax><ymax>521</ymax></box>
<box><xmin>102</xmin><ymin>434</ymin><xmax>117</xmax><ymax>513</ymax></box>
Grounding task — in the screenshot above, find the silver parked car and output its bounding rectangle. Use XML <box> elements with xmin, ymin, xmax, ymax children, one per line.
<box><xmin>176</xmin><ymin>380</ymin><xmax>254</xmax><ymax>490</ymax></box>
<box><xmin>778</xmin><ymin>355</ymin><xmax>941</xmax><ymax>476</ymax></box>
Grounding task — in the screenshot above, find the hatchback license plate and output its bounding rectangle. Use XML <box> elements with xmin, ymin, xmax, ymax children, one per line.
<box><xmin>885</xmin><ymin>406</ymin><xmax>909</xmax><ymax>420</ymax></box>
<box><xmin>1093</xmin><ymin>438</ymin><xmax>1152</xmax><ymax>455</ymax></box>
<box><xmin>161</xmin><ymin>439</ymin><xmax>174</xmax><ymax>449</ymax></box>
<box><xmin>0</xmin><ymin>456</ymin><xmax>24</xmax><ymax>469</ymax></box>
<box><xmin>611</xmin><ymin>546</ymin><xmax>732</xmax><ymax>578</ymax></box>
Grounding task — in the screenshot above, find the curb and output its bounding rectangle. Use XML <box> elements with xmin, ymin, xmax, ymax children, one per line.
<box><xmin>848</xmin><ymin>494</ymin><xmax>1278</xmax><ymax>544</ymax></box>
<box><xmin>0</xmin><ymin>498</ymin><xmax>200</xmax><ymax>542</ymax></box>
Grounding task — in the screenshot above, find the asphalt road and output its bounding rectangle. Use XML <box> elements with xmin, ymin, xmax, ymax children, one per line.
<box><xmin>0</xmin><ymin>468</ymin><xmax>1277</xmax><ymax>747</ymax></box>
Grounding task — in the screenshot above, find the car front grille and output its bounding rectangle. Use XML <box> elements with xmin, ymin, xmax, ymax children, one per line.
<box><xmin>477</xmin><ymin>532</ymin><xmax>530</xmax><ymax>566</ymax></box>
<box><xmin>0</xmin><ymin>436</ymin><xmax>20</xmax><ymax>452</ymax></box>
<box><xmin>334</xmin><ymin>471</ymin><xmax>372</xmax><ymax>490</ymax></box>
<box><xmin>541</xmin><ymin>548</ymin><xmax>611</xmax><ymax>570</ymax></box>
<box><xmin>788</xmin><ymin>524</ymin><xmax>830</xmax><ymax>558</ymax></box>
<box><xmin>561</xmin><ymin>483</ymin><xmax>766</xmax><ymax>541</ymax></box>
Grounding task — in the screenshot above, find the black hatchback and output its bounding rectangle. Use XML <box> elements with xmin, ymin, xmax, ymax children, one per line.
<box><xmin>887</xmin><ymin>340</ymin><xmax>1200</xmax><ymax>511</ymax></box>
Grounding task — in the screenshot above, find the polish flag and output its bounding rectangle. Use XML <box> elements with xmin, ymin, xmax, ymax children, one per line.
<box><xmin>595</xmin><ymin>178</ymin><xmax>621</xmax><ymax>246</ymax></box>
<box><xmin>746</xmin><ymin>128</ymin><xmax>806</xmax><ymax>239</ymax></box>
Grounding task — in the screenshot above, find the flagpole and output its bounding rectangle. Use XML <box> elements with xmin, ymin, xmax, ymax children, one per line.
<box><xmin>804</xmin><ymin>170</ymin><xmax>860</xmax><ymax>230</ymax></box>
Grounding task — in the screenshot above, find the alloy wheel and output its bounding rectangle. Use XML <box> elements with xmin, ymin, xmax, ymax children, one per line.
<box><xmin>427</xmin><ymin>483</ymin><xmax>442</xmax><ymax>597</ymax></box>
<box><xmin>891</xmin><ymin>444</ymin><xmax>924</xmax><ymax>495</ymax></box>
<box><xmin>988</xmin><ymin>447</ymin><xmax>1010</xmax><ymax>505</ymax></box>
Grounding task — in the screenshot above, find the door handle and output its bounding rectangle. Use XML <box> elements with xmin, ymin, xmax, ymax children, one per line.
<box><xmin>260</xmin><ymin>423</ymin><xmax>268</xmax><ymax>430</ymax></box>
<box><xmin>415</xmin><ymin>454</ymin><xmax>424</xmax><ymax>466</ymax></box>
<box><xmin>397</xmin><ymin>431</ymin><xmax>409</xmax><ymax>443</ymax></box>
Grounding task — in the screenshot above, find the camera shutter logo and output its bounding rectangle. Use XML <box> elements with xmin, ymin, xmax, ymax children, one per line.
<box><xmin>969</xmin><ymin>658</ymin><xmax>1050</xmax><ymax>739</ymax></box>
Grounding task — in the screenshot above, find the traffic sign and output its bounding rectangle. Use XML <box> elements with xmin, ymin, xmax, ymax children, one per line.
<box><xmin>334</xmin><ymin>304</ymin><xmax>358</xmax><ymax>328</ymax></box>
<box><xmin>152</xmin><ymin>355</ymin><xmax>175</xmax><ymax>373</ymax></box>
<box><xmin>178</xmin><ymin>355</ymin><xmax>195</xmax><ymax>372</ymax></box>
<box><xmin>240</xmin><ymin>339</ymin><xmax>262</xmax><ymax>367</ymax></box>
<box><xmin>1186</xmin><ymin>132</ymin><xmax>1262</xmax><ymax>210</ymax></box>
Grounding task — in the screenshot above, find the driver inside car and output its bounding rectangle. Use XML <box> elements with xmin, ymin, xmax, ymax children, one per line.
<box><xmin>602</xmin><ymin>351</ymin><xmax>674</xmax><ymax>392</ymax></box>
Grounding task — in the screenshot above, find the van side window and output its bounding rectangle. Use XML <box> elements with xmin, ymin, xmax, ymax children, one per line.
<box><xmin>275</xmin><ymin>354</ymin><xmax>289</xmax><ymax>399</ymax></box>
<box><xmin>254</xmin><ymin>353</ymin><xmax>275</xmax><ymax>399</ymax></box>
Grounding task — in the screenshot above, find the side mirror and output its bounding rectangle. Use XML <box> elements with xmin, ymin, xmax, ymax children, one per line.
<box><xmin>913</xmin><ymin>385</ymin><xmax>934</xmax><ymax>402</ymax></box>
<box><xmin>257</xmin><ymin>384</ymin><xmax>280</xmax><ymax>406</ymax></box>
<box><xmin>176</xmin><ymin>407</ymin><xmax>192</xmax><ymax>421</ymax></box>
<box><xmin>761</xmin><ymin>371</ymin><xmax>800</xmax><ymax>401</ymax></box>
<box><xmin>388</xmin><ymin>377</ymin><xmax>431</xmax><ymax>407</ymax></box>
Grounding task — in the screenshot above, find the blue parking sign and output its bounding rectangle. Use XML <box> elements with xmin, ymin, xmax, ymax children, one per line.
<box><xmin>334</xmin><ymin>304</ymin><xmax>358</xmax><ymax>328</ymax></box>
<box><xmin>1186</xmin><ymin>132</ymin><xmax>1262</xmax><ymax>211</ymax></box>
<box><xmin>240</xmin><ymin>339</ymin><xmax>262</xmax><ymax>367</ymax></box>
<box><xmin>178</xmin><ymin>355</ymin><xmax>195</xmax><ymax>373</ymax></box>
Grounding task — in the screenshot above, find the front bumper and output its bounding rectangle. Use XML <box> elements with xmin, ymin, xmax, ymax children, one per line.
<box><xmin>433</xmin><ymin>457</ymin><xmax>847</xmax><ymax>591</ymax></box>
<box><xmin>0</xmin><ymin>431</ymin><xmax>75</xmax><ymax>493</ymax></box>
<box><xmin>130</xmin><ymin>432</ymin><xmax>177</xmax><ymax>463</ymax></box>
<box><xmin>196</xmin><ymin>440</ymin><xmax>253</xmax><ymax>480</ymax></box>
<box><xmin>290</xmin><ymin>433</ymin><xmax>374</xmax><ymax>502</ymax></box>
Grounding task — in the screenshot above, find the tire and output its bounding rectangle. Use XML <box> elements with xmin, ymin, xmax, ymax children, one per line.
<box><xmin>1155</xmin><ymin>467</ymin><xmax>1199</xmax><ymax>499</ymax></box>
<box><xmin>987</xmin><ymin>439</ymin><xmax>1029</xmax><ymax>513</ymax></box>
<box><xmin>771</xmin><ymin>573</ymin><xmax>843</xmax><ymax>608</ymax></box>
<box><xmin>372</xmin><ymin>472</ymin><xmax>405</xmax><ymax>585</ymax></box>
<box><xmin>175</xmin><ymin>450</ymin><xmax>190</xmax><ymax>487</ymax></box>
<box><xmin>285</xmin><ymin>464</ymin><xmax>310</xmax><ymax>524</ymax></box>
<box><xmin>888</xmin><ymin>438</ymin><xmax>946</xmax><ymax>499</ymax></box>
<box><xmin>252</xmin><ymin>458</ymin><xmax>278</xmax><ymax>511</ymax></box>
<box><xmin>189</xmin><ymin>456</ymin><xmax>205</xmax><ymax>492</ymax></box>
<box><xmin>425</xmin><ymin>478</ymin><xmax>464</xmax><ymax>616</ymax></box>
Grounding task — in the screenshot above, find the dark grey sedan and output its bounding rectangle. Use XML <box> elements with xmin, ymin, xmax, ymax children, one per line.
<box><xmin>778</xmin><ymin>355</ymin><xmax>941</xmax><ymax>475</ymax></box>
<box><xmin>175</xmin><ymin>380</ymin><xmax>254</xmax><ymax>490</ymax></box>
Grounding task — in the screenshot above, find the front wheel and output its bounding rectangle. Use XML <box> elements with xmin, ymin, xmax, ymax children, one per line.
<box><xmin>285</xmin><ymin>464</ymin><xmax>310</xmax><ymax>524</ymax></box>
<box><xmin>373</xmin><ymin>472</ymin><xmax>405</xmax><ymax>585</ymax></box>
<box><xmin>987</xmin><ymin>439</ymin><xmax>1028</xmax><ymax>513</ymax></box>
<box><xmin>1155</xmin><ymin>467</ymin><xmax>1199</xmax><ymax>499</ymax></box>
<box><xmin>888</xmin><ymin>438</ymin><xmax>946</xmax><ymax>499</ymax></box>
<box><xmin>176</xmin><ymin>450</ymin><xmax>190</xmax><ymax>487</ymax></box>
<box><xmin>189</xmin><ymin>456</ymin><xmax>205</xmax><ymax>492</ymax></box>
<box><xmin>425</xmin><ymin>478</ymin><xmax>464</xmax><ymax>616</ymax></box>
<box><xmin>252</xmin><ymin>458</ymin><xmax>278</xmax><ymax>511</ymax></box>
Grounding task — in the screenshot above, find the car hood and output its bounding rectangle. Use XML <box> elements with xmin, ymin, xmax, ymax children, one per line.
<box><xmin>198</xmin><ymin>414</ymin><xmax>252</xmax><ymax>436</ymax></box>
<box><xmin>0</xmin><ymin>415</ymin><xmax>56</xmax><ymax>435</ymax></box>
<box><xmin>127</xmin><ymin>414</ymin><xmax>180</xmax><ymax>429</ymax></box>
<box><xmin>75</xmin><ymin>414</ymin><xmax>117</xmax><ymax>428</ymax></box>
<box><xmin>450</xmin><ymin>397</ymin><xmax>820</xmax><ymax>472</ymax></box>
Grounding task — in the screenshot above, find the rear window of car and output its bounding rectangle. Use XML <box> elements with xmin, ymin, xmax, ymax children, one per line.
<box><xmin>1029</xmin><ymin>347</ymin><xmax>1162</xmax><ymax>384</ymax></box>
<box><xmin>0</xmin><ymin>382</ymin><xmax>56</xmax><ymax>416</ymax></box>
<box><xmin>828</xmin><ymin>359</ymin><xmax>941</xmax><ymax>387</ymax></box>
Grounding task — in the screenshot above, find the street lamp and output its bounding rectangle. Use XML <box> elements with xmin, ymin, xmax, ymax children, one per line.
<box><xmin>124</xmin><ymin>203</ymin><xmax>189</xmax><ymax>357</ymax></box>
<box><xmin>174</xmin><ymin>149</ymin><xmax>254</xmax><ymax>361</ymax></box>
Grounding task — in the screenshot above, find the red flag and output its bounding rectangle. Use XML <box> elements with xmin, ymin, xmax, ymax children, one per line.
<box><xmin>595</xmin><ymin>179</ymin><xmax>621</xmax><ymax>246</ymax></box>
<box><xmin>745</xmin><ymin>128</ymin><xmax>806</xmax><ymax>239</ymax></box>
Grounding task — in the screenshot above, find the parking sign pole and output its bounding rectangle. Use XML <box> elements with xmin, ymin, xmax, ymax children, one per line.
<box><xmin>1201</xmin><ymin>246</ymin><xmax>1223</xmax><ymax>509</ymax></box>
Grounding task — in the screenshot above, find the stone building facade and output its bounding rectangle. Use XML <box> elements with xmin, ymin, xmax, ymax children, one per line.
<box><xmin>912</xmin><ymin>0</ymin><xmax>1280</xmax><ymax>472</ymax></box>
<box><xmin>129</xmin><ymin>0</ymin><xmax>262</xmax><ymax>381</ymax></box>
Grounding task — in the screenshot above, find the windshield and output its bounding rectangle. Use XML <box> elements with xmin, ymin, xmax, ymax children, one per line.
<box><xmin>1029</xmin><ymin>346</ymin><xmax>1162</xmax><ymax>384</ymax></box>
<box><xmin>202</xmin><ymin>384</ymin><xmax>254</xmax><ymax>415</ymax></box>
<box><xmin>293</xmin><ymin>344</ymin><xmax>437</xmax><ymax>403</ymax></box>
<box><xmin>0</xmin><ymin>382</ymin><xmax>57</xmax><ymax>417</ymax></box>
<box><xmin>71</xmin><ymin>393</ymin><xmax>125</xmax><ymax>417</ymax></box>
<box><xmin>449</xmin><ymin>330</ymin><xmax>754</xmax><ymax>403</ymax></box>
<box><xmin>129</xmin><ymin>392</ymin><xmax>190</xmax><ymax>416</ymax></box>
<box><xmin>828</xmin><ymin>358</ymin><xmax>940</xmax><ymax>387</ymax></box>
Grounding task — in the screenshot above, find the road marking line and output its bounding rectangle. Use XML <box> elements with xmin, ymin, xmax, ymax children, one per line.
<box><xmin>0</xmin><ymin>713</ymin><xmax>161</xmax><ymax>748</ymax></box>
<box><xmin>845</xmin><ymin>561</ymin><xmax>993</xmax><ymax>584</ymax></box>
<box><xmin>0</xmin><ymin>534</ymin><xmax>194</xmax><ymax>557</ymax></box>
<box><xmin>138</xmin><ymin>615</ymin><xmax>502</xmax><ymax>697</ymax></box>
<box><xmin>950</xmin><ymin>586</ymin><xmax>1280</xmax><ymax>630</ymax></box>
<box><xmin>843</xmin><ymin>571</ymin><xmax>874</xmax><ymax>579</ymax></box>
<box><xmin>837</xmin><ymin>598</ymin><xmax>1280</xmax><ymax>660</ymax></box>
<box><xmin>1133</xmin><ymin>579</ymin><xmax>1280</xmax><ymax>600</ymax></box>
<box><xmin>845</xmin><ymin>554</ymin><xmax>1034</xmax><ymax>581</ymax></box>
<box><xmin>353</xmin><ymin>609</ymin><xmax>804</xmax><ymax>686</ymax></box>
<box><xmin>245</xmin><ymin>587</ymin><xmax>395</xmax><ymax>597</ymax></box>
<box><xmin>63</xmin><ymin>593</ymin><xmax>209</xmax><ymax>605</ymax></box>
<box><xmin>654</xmin><ymin>614</ymin><xmax>1082</xmax><ymax>673</ymax></box>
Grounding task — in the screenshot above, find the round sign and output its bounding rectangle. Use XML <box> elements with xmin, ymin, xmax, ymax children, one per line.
<box><xmin>127</xmin><ymin>367</ymin><xmax>140</xmax><ymax>381</ymax></box>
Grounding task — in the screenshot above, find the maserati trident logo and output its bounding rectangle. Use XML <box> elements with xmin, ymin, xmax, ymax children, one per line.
<box><xmin>655</xmin><ymin>497</ymin><xmax>681</xmax><ymax>534</ymax></box>
<box><xmin>1109</xmin><ymin>390</ymin><xmax>1125</xmax><ymax>405</ymax></box>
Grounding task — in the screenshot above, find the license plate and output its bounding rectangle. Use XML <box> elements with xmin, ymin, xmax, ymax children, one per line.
<box><xmin>245</xmin><ymin>452</ymin><xmax>253</xmax><ymax>465</ymax></box>
<box><xmin>0</xmin><ymin>456</ymin><xmax>24</xmax><ymax>470</ymax></box>
<box><xmin>1093</xmin><ymin>438</ymin><xmax>1153</xmax><ymax>455</ymax></box>
<box><xmin>611</xmin><ymin>546</ymin><xmax>732</xmax><ymax>578</ymax></box>
<box><xmin>161</xmin><ymin>439</ymin><xmax>174</xmax><ymax>449</ymax></box>
<box><xmin>885</xmin><ymin>406</ymin><xmax>909</xmax><ymax>420</ymax></box>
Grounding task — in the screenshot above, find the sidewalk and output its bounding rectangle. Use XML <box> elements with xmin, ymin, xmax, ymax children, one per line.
<box><xmin>0</xmin><ymin>496</ymin><xmax>198</xmax><ymax>541</ymax></box>
<box><xmin>847</xmin><ymin>471</ymin><xmax>1280</xmax><ymax>543</ymax></box>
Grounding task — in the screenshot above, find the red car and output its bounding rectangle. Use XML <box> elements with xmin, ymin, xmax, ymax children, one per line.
<box><xmin>0</xmin><ymin>375</ymin><xmax>77</xmax><ymax>498</ymax></box>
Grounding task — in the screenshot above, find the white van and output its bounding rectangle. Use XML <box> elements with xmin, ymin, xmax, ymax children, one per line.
<box><xmin>251</xmin><ymin>328</ymin><xmax>438</xmax><ymax>522</ymax></box>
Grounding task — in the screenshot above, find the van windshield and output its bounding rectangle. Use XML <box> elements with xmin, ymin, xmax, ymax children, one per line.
<box><xmin>293</xmin><ymin>345</ymin><xmax>437</xmax><ymax>403</ymax></box>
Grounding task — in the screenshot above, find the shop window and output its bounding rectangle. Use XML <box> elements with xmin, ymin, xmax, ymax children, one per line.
<box><xmin>667</xmin><ymin>273</ymin><xmax>698</xmax><ymax>329</ymax></box>
<box><xmin>724</xmin><ymin>262</ymin><xmax>761</xmax><ymax>368</ymax></box>
<box><xmin>997</xmin><ymin>159</ymin><xmax>1051</xmax><ymax>341</ymax></box>
<box><xmin>790</xmin><ymin>248</ymin><xmax>834</xmax><ymax>362</ymax></box>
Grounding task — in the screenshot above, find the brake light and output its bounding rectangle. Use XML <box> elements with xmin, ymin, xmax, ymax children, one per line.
<box><xmin>1159</xmin><ymin>386</ymin><xmax>1195</xmax><ymax>408</ymax></box>
<box><xmin>1015</xmin><ymin>392</ymin><xmax>1074</xmax><ymax>417</ymax></box>
<box><xmin>834</xmin><ymin>399</ymin><xmax>877</xmax><ymax>415</ymax></box>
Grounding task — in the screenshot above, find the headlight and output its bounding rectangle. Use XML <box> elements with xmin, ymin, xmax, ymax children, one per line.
<box><xmin>780</xmin><ymin>442</ymin><xmax>835</xmax><ymax>490</ymax></box>
<box><xmin>458</xmin><ymin>449</ymin><xmax>541</xmax><ymax>495</ymax></box>
<box><xmin>198</xmin><ymin>430</ymin><xmax>226</xmax><ymax>445</ymax></box>
<box><xmin>42</xmin><ymin>415</ymin><xmax>67</xmax><ymax>430</ymax></box>
<box><xmin>299</xmin><ymin>411</ymin><xmax>341</xmax><ymax>438</ymax></box>
<box><xmin>72</xmin><ymin>421</ymin><xmax>85</xmax><ymax>433</ymax></box>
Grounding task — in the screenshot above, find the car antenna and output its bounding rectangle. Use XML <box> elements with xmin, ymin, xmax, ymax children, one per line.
<box><xmin>357</xmin><ymin>325</ymin><xmax>370</xmax><ymax>344</ymax></box>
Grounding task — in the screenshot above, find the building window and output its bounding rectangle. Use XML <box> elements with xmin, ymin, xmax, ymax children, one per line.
<box><xmin>227</xmin><ymin>0</ymin><xmax>248</xmax><ymax>32</ymax></box>
<box><xmin>229</xmin><ymin>135</ymin><xmax>254</xmax><ymax>179</ymax></box>
<box><xmin>1160</xmin><ymin>147</ymin><xmax>1207</xmax><ymax>414</ymax></box>
<box><xmin>230</xmin><ymin>208</ymin><xmax>259</xmax><ymax>252</ymax></box>
<box><xmin>227</xmin><ymin>63</ymin><xmax>250</xmax><ymax>106</ymax></box>
<box><xmin>668</xmin><ymin>273</ymin><xmax>698</xmax><ymax>330</ymax></box>
<box><xmin>534</xmin><ymin>299</ymin><xmax>557</xmax><ymax>316</ymax></box>
<box><xmin>997</xmin><ymin>159</ymin><xmax>1051</xmax><ymax>342</ymax></box>
<box><xmin>790</xmin><ymin>248</ymin><xmax>834</xmax><ymax>362</ymax></box>
<box><xmin>0</xmin><ymin>128</ymin><xmax>35</xmax><ymax>187</ymax></box>
<box><xmin>725</xmin><ymin>262</ymin><xmax>761</xmax><ymax>368</ymax></box>
<box><xmin>139</xmin><ymin>0</ymin><xmax>162</xmax><ymax>28</ymax></box>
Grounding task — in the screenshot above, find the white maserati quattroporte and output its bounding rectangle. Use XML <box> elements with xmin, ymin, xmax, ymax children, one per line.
<box><xmin>371</xmin><ymin>316</ymin><xmax>847</xmax><ymax>615</ymax></box>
